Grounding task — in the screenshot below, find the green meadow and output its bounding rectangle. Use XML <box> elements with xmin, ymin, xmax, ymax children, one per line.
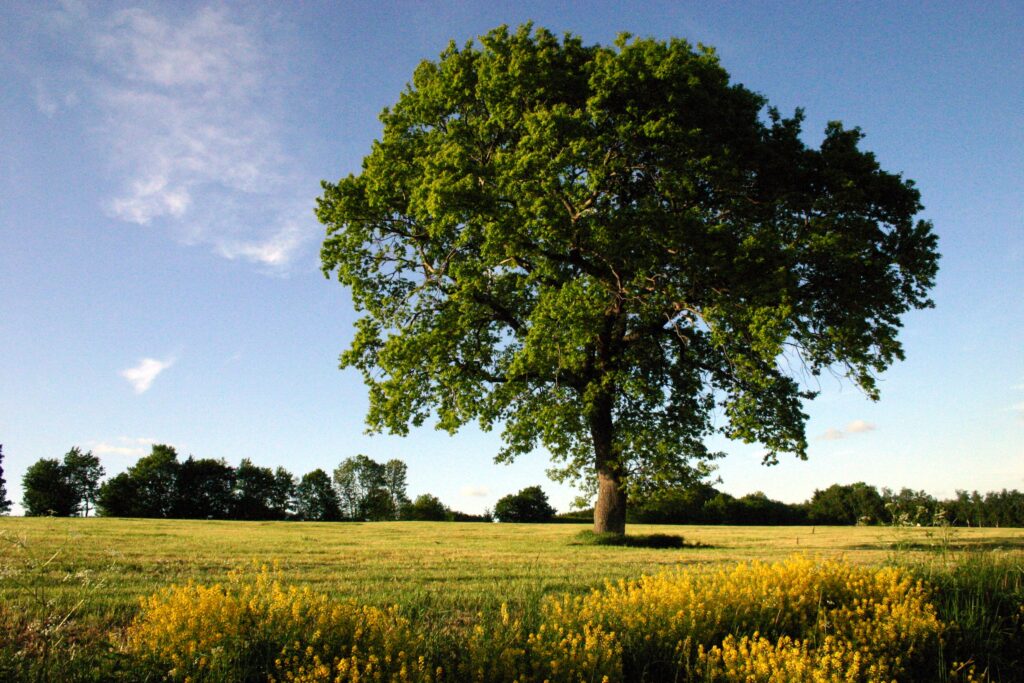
<box><xmin>2</xmin><ymin>518</ymin><xmax>1022</xmax><ymax>681</ymax></box>
<box><xmin>2</xmin><ymin>517</ymin><xmax>1022</xmax><ymax>619</ymax></box>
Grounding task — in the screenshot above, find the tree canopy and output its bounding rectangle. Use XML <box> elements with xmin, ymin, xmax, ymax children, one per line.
<box><xmin>62</xmin><ymin>447</ymin><xmax>104</xmax><ymax>517</ymax></box>
<box><xmin>494</xmin><ymin>486</ymin><xmax>556</xmax><ymax>523</ymax></box>
<box><xmin>22</xmin><ymin>458</ymin><xmax>78</xmax><ymax>516</ymax></box>
<box><xmin>318</xmin><ymin>24</ymin><xmax>939</xmax><ymax>533</ymax></box>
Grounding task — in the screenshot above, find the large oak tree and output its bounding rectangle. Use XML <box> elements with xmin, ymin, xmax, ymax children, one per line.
<box><xmin>318</xmin><ymin>25</ymin><xmax>938</xmax><ymax>534</ymax></box>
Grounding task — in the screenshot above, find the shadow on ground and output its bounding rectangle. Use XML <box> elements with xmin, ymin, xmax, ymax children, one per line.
<box><xmin>848</xmin><ymin>536</ymin><xmax>1024</xmax><ymax>552</ymax></box>
<box><xmin>569</xmin><ymin>530</ymin><xmax>710</xmax><ymax>549</ymax></box>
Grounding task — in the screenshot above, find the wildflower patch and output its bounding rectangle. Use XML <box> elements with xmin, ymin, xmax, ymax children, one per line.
<box><xmin>127</xmin><ymin>557</ymin><xmax>944</xmax><ymax>681</ymax></box>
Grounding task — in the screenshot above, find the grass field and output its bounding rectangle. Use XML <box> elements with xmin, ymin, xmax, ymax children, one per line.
<box><xmin>2</xmin><ymin>517</ymin><xmax>1022</xmax><ymax>619</ymax></box>
<box><xmin>1</xmin><ymin>518</ymin><xmax>1022</xmax><ymax>681</ymax></box>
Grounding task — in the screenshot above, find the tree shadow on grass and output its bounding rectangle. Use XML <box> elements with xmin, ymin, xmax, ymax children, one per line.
<box><xmin>569</xmin><ymin>530</ymin><xmax>709</xmax><ymax>549</ymax></box>
<box><xmin>848</xmin><ymin>536</ymin><xmax>1024</xmax><ymax>552</ymax></box>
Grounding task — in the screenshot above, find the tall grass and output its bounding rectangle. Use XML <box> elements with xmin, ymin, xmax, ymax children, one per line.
<box><xmin>907</xmin><ymin>552</ymin><xmax>1024</xmax><ymax>681</ymax></box>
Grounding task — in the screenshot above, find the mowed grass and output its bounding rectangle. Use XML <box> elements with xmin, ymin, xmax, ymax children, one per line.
<box><xmin>2</xmin><ymin>516</ymin><xmax>1023</xmax><ymax>628</ymax></box>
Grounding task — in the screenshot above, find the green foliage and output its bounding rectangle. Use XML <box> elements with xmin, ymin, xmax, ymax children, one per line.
<box><xmin>272</xmin><ymin>467</ymin><xmax>297</xmax><ymax>519</ymax></box>
<box><xmin>883</xmin><ymin>486</ymin><xmax>939</xmax><ymax>526</ymax></box>
<box><xmin>172</xmin><ymin>457</ymin><xmax>235</xmax><ymax>519</ymax></box>
<box><xmin>0</xmin><ymin>445</ymin><xmax>11</xmax><ymax>515</ymax></box>
<box><xmin>944</xmin><ymin>489</ymin><xmax>1024</xmax><ymax>528</ymax></box>
<box><xmin>97</xmin><ymin>448</ymin><xmax>296</xmax><ymax>521</ymax></box>
<box><xmin>494</xmin><ymin>485</ymin><xmax>556</xmax><ymax>523</ymax></box>
<box><xmin>318</xmin><ymin>24</ymin><xmax>939</xmax><ymax>527</ymax></box>
<box><xmin>95</xmin><ymin>473</ymin><xmax>138</xmax><ymax>518</ymax></box>
<box><xmin>403</xmin><ymin>493</ymin><xmax>450</xmax><ymax>521</ymax></box>
<box><xmin>20</xmin><ymin>448</ymin><xmax>105</xmax><ymax>518</ymax></box>
<box><xmin>382</xmin><ymin>458</ymin><xmax>411</xmax><ymax>516</ymax></box>
<box><xmin>233</xmin><ymin>458</ymin><xmax>285</xmax><ymax>520</ymax></box>
<box><xmin>22</xmin><ymin>458</ymin><xmax>78</xmax><ymax>517</ymax></box>
<box><xmin>125</xmin><ymin>444</ymin><xmax>179</xmax><ymax>518</ymax></box>
<box><xmin>808</xmin><ymin>482</ymin><xmax>885</xmax><ymax>525</ymax></box>
<box><xmin>332</xmin><ymin>454</ymin><xmax>408</xmax><ymax>521</ymax></box>
<box><xmin>294</xmin><ymin>468</ymin><xmax>342</xmax><ymax>521</ymax></box>
<box><xmin>61</xmin><ymin>447</ymin><xmax>104</xmax><ymax>517</ymax></box>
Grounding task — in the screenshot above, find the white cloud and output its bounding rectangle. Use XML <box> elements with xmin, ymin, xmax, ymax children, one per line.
<box><xmin>845</xmin><ymin>420</ymin><xmax>876</xmax><ymax>434</ymax></box>
<box><xmin>1013</xmin><ymin>402</ymin><xmax>1024</xmax><ymax>422</ymax></box>
<box><xmin>460</xmin><ymin>485</ymin><xmax>490</xmax><ymax>498</ymax></box>
<box><xmin>818</xmin><ymin>420</ymin><xmax>876</xmax><ymax>441</ymax></box>
<box><xmin>108</xmin><ymin>174</ymin><xmax>191</xmax><ymax>224</ymax></box>
<box><xmin>120</xmin><ymin>357</ymin><xmax>174</xmax><ymax>394</ymax></box>
<box><xmin>43</xmin><ymin>4</ymin><xmax>315</xmax><ymax>269</ymax></box>
<box><xmin>819</xmin><ymin>427</ymin><xmax>845</xmax><ymax>441</ymax></box>
<box><xmin>216</xmin><ymin>219</ymin><xmax>307</xmax><ymax>267</ymax></box>
<box><xmin>91</xmin><ymin>437</ymin><xmax>156</xmax><ymax>457</ymax></box>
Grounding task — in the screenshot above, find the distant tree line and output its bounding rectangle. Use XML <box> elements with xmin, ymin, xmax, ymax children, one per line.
<box><xmin>16</xmin><ymin>444</ymin><xmax>491</xmax><ymax>522</ymax></box>
<box><xmin>13</xmin><ymin>444</ymin><xmax>1024</xmax><ymax>527</ymax></box>
<box><xmin>607</xmin><ymin>482</ymin><xmax>1024</xmax><ymax>527</ymax></box>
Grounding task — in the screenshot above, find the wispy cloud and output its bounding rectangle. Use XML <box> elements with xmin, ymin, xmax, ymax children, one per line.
<box><xmin>460</xmin><ymin>485</ymin><xmax>490</xmax><ymax>498</ymax></box>
<box><xmin>91</xmin><ymin>436</ymin><xmax>156</xmax><ymax>457</ymax></box>
<box><xmin>43</xmin><ymin>4</ymin><xmax>314</xmax><ymax>269</ymax></box>
<box><xmin>845</xmin><ymin>419</ymin><xmax>876</xmax><ymax>434</ymax></box>
<box><xmin>120</xmin><ymin>357</ymin><xmax>174</xmax><ymax>394</ymax></box>
<box><xmin>1013</xmin><ymin>402</ymin><xmax>1024</xmax><ymax>422</ymax></box>
<box><xmin>215</xmin><ymin>219</ymin><xmax>307</xmax><ymax>267</ymax></box>
<box><xmin>818</xmin><ymin>420</ymin><xmax>877</xmax><ymax>441</ymax></box>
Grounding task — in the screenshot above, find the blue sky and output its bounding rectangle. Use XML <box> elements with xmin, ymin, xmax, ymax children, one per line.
<box><xmin>1</xmin><ymin>1</ymin><xmax>1021</xmax><ymax>516</ymax></box>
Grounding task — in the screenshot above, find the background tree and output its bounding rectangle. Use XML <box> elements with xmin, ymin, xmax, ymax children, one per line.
<box><xmin>318</xmin><ymin>25</ymin><xmax>939</xmax><ymax>534</ymax></box>
<box><xmin>808</xmin><ymin>483</ymin><xmax>885</xmax><ymax>525</ymax></box>
<box><xmin>882</xmin><ymin>487</ymin><xmax>938</xmax><ymax>526</ymax></box>
<box><xmin>96</xmin><ymin>473</ymin><xmax>139</xmax><ymax>517</ymax></box>
<box><xmin>22</xmin><ymin>458</ymin><xmax>78</xmax><ymax>516</ymax></box>
<box><xmin>271</xmin><ymin>467</ymin><xmax>297</xmax><ymax>520</ymax></box>
<box><xmin>173</xmin><ymin>457</ymin><xmax>236</xmax><ymax>519</ymax></box>
<box><xmin>233</xmin><ymin>459</ymin><xmax>280</xmax><ymax>521</ymax></box>
<box><xmin>294</xmin><ymin>469</ymin><xmax>342</xmax><ymax>521</ymax></box>
<box><xmin>333</xmin><ymin>455</ymin><xmax>397</xmax><ymax>520</ymax></box>
<box><xmin>332</xmin><ymin>457</ymin><xmax>361</xmax><ymax>520</ymax></box>
<box><xmin>494</xmin><ymin>486</ymin><xmax>556</xmax><ymax>523</ymax></box>
<box><xmin>382</xmin><ymin>459</ymin><xmax>411</xmax><ymax>520</ymax></box>
<box><xmin>62</xmin><ymin>447</ymin><xmax>104</xmax><ymax>517</ymax></box>
<box><xmin>128</xmin><ymin>444</ymin><xmax>180</xmax><ymax>518</ymax></box>
<box><xmin>0</xmin><ymin>445</ymin><xmax>11</xmax><ymax>514</ymax></box>
<box><xmin>404</xmin><ymin>493</ymin><xmax>450</xmax><ymax>521</ymax></box>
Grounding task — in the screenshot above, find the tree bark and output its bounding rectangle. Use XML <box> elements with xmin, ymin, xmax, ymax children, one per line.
<box><xmin>590</xmin><ymin>392</ymin><xmax>627</xmax><ymax>535</ymax></box>
<box><xmin>594</xmin><ymin>466</ymin><xmax>627</xmax><ymax>534</ymax></box>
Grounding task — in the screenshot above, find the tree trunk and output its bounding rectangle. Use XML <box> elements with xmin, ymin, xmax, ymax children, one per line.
<box><xmin>590</xmin><ymin>392</ymin><xmax>627</xmax><ymax>535</ymax></box>
<box><xmin>594</xmin><ymin>466</ymin><xmax>627</xmax><ymax>534</ymax></box>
